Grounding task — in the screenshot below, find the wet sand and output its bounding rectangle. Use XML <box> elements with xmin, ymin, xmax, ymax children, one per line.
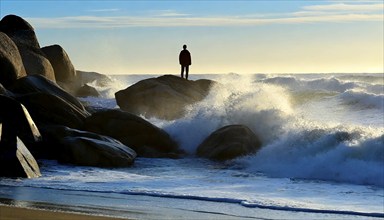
<box><xmin>0</xmin><ymin>205</ymin><xmax>128</xmax><ymax>220</ymax></box>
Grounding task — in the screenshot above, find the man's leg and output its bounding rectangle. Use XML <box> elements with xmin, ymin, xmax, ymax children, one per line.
<box><xmin>185</xmin><ymin>66</ymin><xmax>189</xmax><ymax>80</ymax></box>
<box><xmin>181</xmin><ymin>66</ymin><xmax>184</xmax><ymax>78</ymax></box>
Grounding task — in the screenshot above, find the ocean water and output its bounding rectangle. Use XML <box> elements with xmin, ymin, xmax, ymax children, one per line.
<box><xmin>0</xmin><ymin>73</ymin><xmax>383</xmax><ymax>219</ymax></box>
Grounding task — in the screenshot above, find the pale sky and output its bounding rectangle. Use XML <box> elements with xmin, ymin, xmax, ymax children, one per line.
<box><xmin>1</xmin><ymin>0</ymin><xmax>383</xmax><ymax>74</ymax></box>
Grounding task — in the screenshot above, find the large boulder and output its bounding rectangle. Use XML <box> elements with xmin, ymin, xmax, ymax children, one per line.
<box><xmin>0</xmin><ymin>32</ymin><xmax>26</xmax><ymax>87</ymax></box>
<box><xmin>9</xmin><ymin>74</ymin><xmax>87</xmax><ymax>111</ymax></box>
<box><xmin>39</xmin><ymin>126</ymin><xmax>136</xmax><ymax>167</ymax></box>
<box><xmin>84</xmin><ymin>109</ymin><xmax>183</xmax><ymax>158</ymax></box>
<box><xmin>0</xmin><ymin>95</ymin><xmax>41</xmax><ymax>178</ymax></box>
<box><xmin>0</xmin><ymin>14</ymin><xmax>55</xmax><ymax>81</ymax></box>
<box><xmin>197</xmin><ymin>125</ymin><xmax>262</xmax><ymax>161</ymax></box>
<box><xmin>16</xmin><ymin>92</ymin><xmax>90</xmax><ymax>129</ymax></box>
<box><xmin>41</xmin><ymin>44</ymin><xmax>79</xmax><ymax>93</ymax></box>
<box><xmin>115</xmin><ymin>75</ymin><xmax>215</xmax><ymax>120</ymax></box>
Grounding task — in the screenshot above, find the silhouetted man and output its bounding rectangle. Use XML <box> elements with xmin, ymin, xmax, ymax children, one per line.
<box><xmin>179</xmin><ymin>44</ymin><xmax>191</xmax><ymax>79</ymax></box>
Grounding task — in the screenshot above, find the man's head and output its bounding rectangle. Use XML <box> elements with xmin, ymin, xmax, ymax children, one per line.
<box><xmin>183</xmin><ymin>45</ymin><xmax>187</xmax><ymax>49</ymax></box>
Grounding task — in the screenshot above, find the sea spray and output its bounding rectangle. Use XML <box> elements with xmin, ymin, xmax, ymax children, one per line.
<box><xmin>153</xmin><ymin>74</ymin><xmax>293</xmax><ymax>154</ymax></box>
<box><xmin>236</xmin><ymin>122</ymin><xmax>384</xmax><ymax>187</ymax></box>
<box><xmin>153</xmin><ymin>74</ymin><xmax>383</xmax><ymax>186</ymax></box>
<box><xmin>85</xmin><ymin>75</ymin><xmax>127</xmax><ymax>99</ymax></box>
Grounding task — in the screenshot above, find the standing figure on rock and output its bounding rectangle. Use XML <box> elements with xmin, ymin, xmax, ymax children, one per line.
<box><xmin>179</xmin><ymin>44</ymin><xmax>191</xmax><ymax>80</ymax></box>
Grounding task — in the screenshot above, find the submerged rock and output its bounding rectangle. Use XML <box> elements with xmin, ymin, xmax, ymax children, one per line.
<box><xmin>0</xmin><ymin>32</ymin><xmax>27</xmax><ymax>87</ymax></box>
<box><xmin>76</xmin><ymin>83</ymin><xmax>100</xmax><ymax>97</ymax></box>
<box><xmin>197</xmin><ymin>125</ymin><xmax>262</xmax><ymax>161</ymax></box>
<box><xmin>0</xmin><ymin>14</ymin><xmax>55</xmax><ymax>81</ymax></box>
<box><xmin>115</xmin><ymin>74</ymin><xmax>215</xmax><ymax>120</ymax></box>
<box><xmin>84</xmin><ymin>109</ymin><xmax>183</xmax><ymax>158</ymax></box>
<box><xmin>40</xmin><ymin>126</ymin><xmax>136</xmax><ymax>167</ymax></box>
<box><xmin>76</xmin><ymin>70</ymin><xmax>112</xmax><ymax>87</ymax></box>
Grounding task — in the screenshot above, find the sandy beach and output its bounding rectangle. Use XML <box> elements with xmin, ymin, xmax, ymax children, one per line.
<box><xmin>0</xmin><ymin>205</ymin><xmax>128</xmax><ymax>220</ymax></box>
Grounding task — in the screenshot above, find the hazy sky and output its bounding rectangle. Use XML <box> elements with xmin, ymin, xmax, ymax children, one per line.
<box><xmin>1</xmin><ymin>0</ymin><xmax>383</xmax><ymax>74</ymax></box>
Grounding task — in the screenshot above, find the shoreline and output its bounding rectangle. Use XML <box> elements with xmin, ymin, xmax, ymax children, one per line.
<box><xmin>0</xmin><ymin>204</ymin><xmax>128</xmax><ymax>220</ymax></box>
<box><xmin>0</xmin><ymin>185</ymin><xmax>258</xmax><ymax>220</ymax></box>
<box><xmin>1</xmin><ymin>185</ymin><xmax>381</xmax><ymax>220</ymax></box>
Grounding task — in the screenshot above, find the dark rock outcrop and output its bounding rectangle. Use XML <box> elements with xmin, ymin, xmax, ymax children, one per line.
<box><xmin>9</xmin><ymin>74</ymin><xmax>87</xmax><ymax>111</ymax></box>
<box><xmin>115</xmin><ymin>75</ymin><xmax>215</xmax><ymax>120</ymax></box>
<box><xmin>41</xmin><ymin>44</ymin><xmax>78</xmax><ymax>93</ymax></box>
<box><xmin>0</xmin><ymin>32</ymin><xmax>27</xmax><ymax>87</ymax></box>
<box><xmin>197</xmin><ymin>125</ymin><xmax>262</xmax><ymax>161</ymax></box>
<box><xmin>76</xmin><ymin>83</ymin><xmax>100</xmax><ymax>97</ymax></box>
<box><xmin>84</xmin><ymin>109</ymin><xmax>182</xmax><ymax>158</ymax></box>
<box><xmin>0</xmin><ymin>14</ymin><xmax>55</xmax><ymax>81</ymax></box>
<box><xmin>76</xmin><ymin>70</ymin><xmax>112</xmax><ymax>87</ymax></box>
<box><xmin>0</xmin><ymin>95</ymin><xmax>42</xmax><ymax>147</ymax></box>
<box><xmin>0</xmin><ymin>137</ymin><xmax>41</xmax><ymax>178</ymax></box>
<box><xmin>0</xmin><ymin>95</ymin><xmax>41</xmax><ymax>178</ymax></box>
<box><xmin>16</xmin><ymin>92</ymin><xmax>90</xmax><ymax>129</ymax></box>
<box><xmin>39</xmin><ymin>126</ymin><xmax>136</xmax><ymax>167</ymax></box>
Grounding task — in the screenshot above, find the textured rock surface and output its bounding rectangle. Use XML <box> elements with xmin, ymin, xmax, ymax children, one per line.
<box><xmin>0</xmin><ymin>32</ymin><xmax>26</xmax><ymax>87</ymax></box>
<box><xmin>39</xmin><ymin>126</ymin><xmax>136</xmax><ymax>167</ymax></box>
<box><xmin>16</xmin><ymin>92</ymin><xmax>90</xmax><ymax>129</ymax></box>
<box><xmin>42</xmin><ymin>44</ymin><xmax>79</xmax><ymax>93</ymax></box>
<box><xmin>115</xmin><ymin>75</ymin><xmax>215</xmax><ymax>120</ymax></box>
<box><xmin>84</xmin><ymin>109</ymin><xmax>183</xmax><ymax>158</ymax></box>
<box><xmin>9</xmin><ymin>74</ymin><xmax>87</xmax><ymax>112</ymax></box>
<box><xmin>0</xmin><ymin>14</ymin><xmax>55</xmax><ymax>81</ymax></box>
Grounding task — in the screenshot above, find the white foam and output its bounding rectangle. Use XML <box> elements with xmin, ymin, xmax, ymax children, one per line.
<box><xmin>237</xmin><ymin>124</ymin><xmax>384</xmax><ymax>187</ymax></box>
<box><xmin>338</xmin><ymin>89</ymin><xmax>384</xmax><ymax>110</ymax></box>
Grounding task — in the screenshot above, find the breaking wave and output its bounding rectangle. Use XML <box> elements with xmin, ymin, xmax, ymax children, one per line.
<box><xmin>82</xmin><ymin>73</ymin><xmax>383</xmax><ymax>186</ymax></box>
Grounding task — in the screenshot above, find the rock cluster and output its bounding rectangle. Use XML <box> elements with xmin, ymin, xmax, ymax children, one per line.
<box><xmin>0</xmin><ymin>15</ymin><xmax>180</xmax><ymax>178</ymax></box>
<box><xmin>0</xmin><ymin>14</ymin><xmax>264</xmax><ymax>178</ymax></box>
<box><xmin>0</xmin><ymin>14</ymin><xmax>56</xmax><ymax>81</ymax></box>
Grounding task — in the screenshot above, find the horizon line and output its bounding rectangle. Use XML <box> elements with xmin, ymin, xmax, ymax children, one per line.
<box><xmin>76</xmin><ymin>70</ymin><xmax>384</xmax><ymax>75</ymax></box>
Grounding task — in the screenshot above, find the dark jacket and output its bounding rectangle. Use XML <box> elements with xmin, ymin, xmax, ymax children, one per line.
<box><xmin>179</xmin><ymin>50</ymin><xmax>191</xmax><ymax>66</ymax></box>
